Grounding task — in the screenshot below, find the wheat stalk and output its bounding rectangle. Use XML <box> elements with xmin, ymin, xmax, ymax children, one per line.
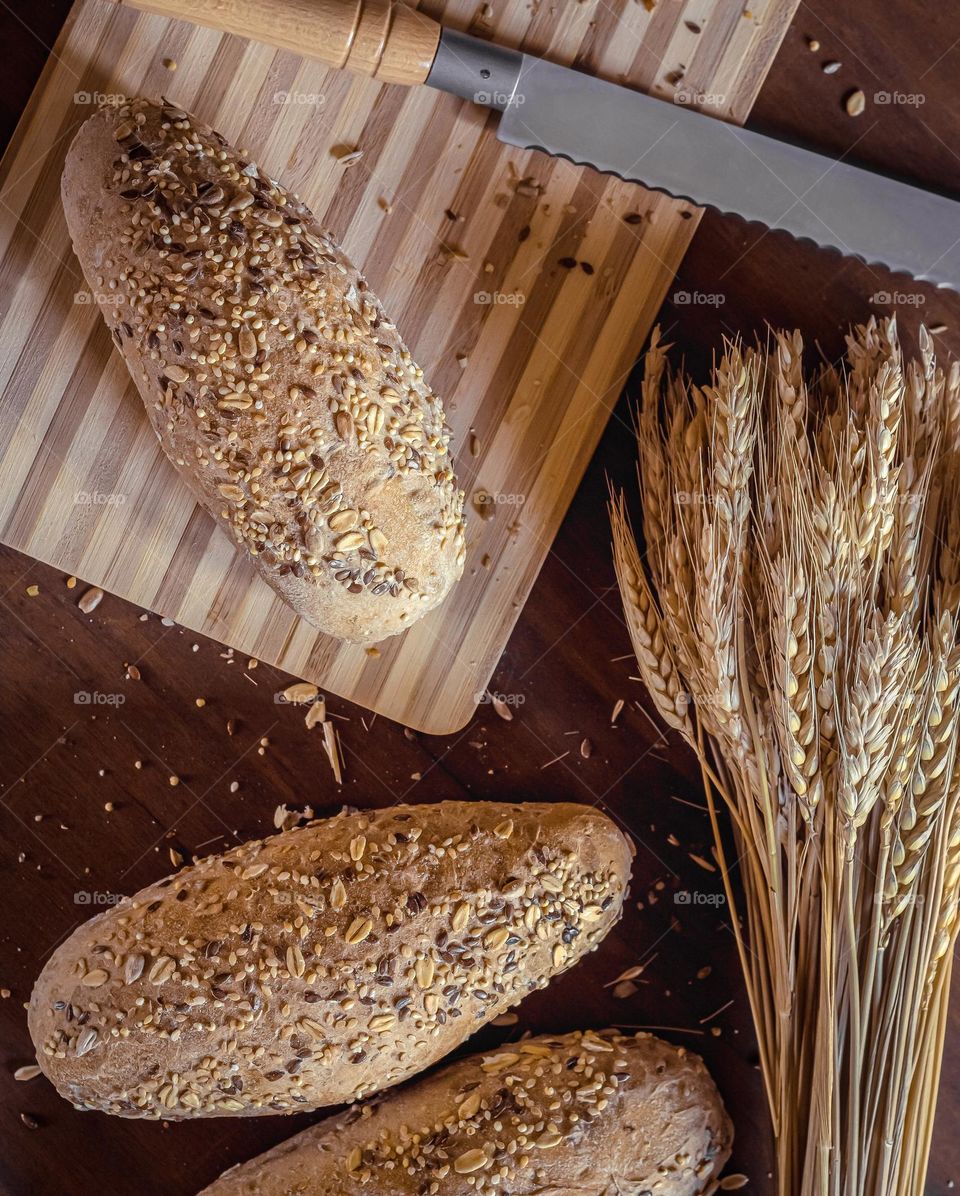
<box><xmin>612</xmin><ymin>317</ymin><xmax>960</xmax><ymax>1196</ymax></box>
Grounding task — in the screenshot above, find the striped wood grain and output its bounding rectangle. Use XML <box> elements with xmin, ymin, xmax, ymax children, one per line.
<box><xmin>0</xmin><ymin>0</ymin><xmax>798</xmax><ymax>732</ymax></box>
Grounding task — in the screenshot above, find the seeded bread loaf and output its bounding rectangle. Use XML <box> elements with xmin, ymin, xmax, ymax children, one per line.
<box><xmin>199</xmin><ymin>1028</ymin><xmax>733</xmax><ymax>1195</ymax></box>
<box><xmin>29</xmin><ymin>801</ymin><xmax>631</xmax><ymax>1119</ymax></box>
<box><xmin>61</xmin><ymin>98</ymin><xmax>465</xmax><ymax>643</ymax></box>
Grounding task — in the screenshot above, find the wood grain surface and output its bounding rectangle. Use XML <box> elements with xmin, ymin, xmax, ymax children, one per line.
<box><xmin>4</xmin><ymin>1</ymin><xmax>960</xmax><ymax>1195</ymax></box>
<box><xmin>108</xmin><ymin>0</ymin><xmax>444</xmax><ymax>86</ymax></box>
<box><xmin>0</xmin><ymin>0</ymin><xmax>797</xmax><ymax>734</ymax></box>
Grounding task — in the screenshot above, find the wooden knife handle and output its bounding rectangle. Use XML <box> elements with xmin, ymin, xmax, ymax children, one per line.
<box><xmin>110</xmin><ymin>0</ymin><xmax>442</xmax><ymax>85</ymax></box>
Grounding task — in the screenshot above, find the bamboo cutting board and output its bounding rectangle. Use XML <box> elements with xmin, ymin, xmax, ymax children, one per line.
<box><xmin>0</xmin><ymin>0</ymin><xmax>797</xmax><ymax>733</ymax></box>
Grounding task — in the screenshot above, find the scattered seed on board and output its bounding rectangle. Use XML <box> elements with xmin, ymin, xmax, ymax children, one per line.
<box><xmin>283</xmin><ymin>682</ymin><xmax>319</xmax><ymax>705</ymax></box>
<box><xmin>333</xmin><ymin>146</ymin><xmax>364</xmax><ymax>167</ymax></box>
<box><xmin>78</xmin><ymin>586</ymin><xmax>104</xmax><ymax>613</ymax></box>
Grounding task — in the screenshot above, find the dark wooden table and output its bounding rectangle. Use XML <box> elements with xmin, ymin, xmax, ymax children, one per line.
<box><xmin>2</xmin><ymin>2</ymin><xmax>960</xmax><ymax>1193</ymax></box>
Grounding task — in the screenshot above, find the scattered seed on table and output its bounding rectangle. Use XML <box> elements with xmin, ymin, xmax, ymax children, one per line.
<box><xmin>844</xmin><ymin>88</ymin><xmax>865</xmax><ymax>116</ymax></box>
<box><xmin>823</xmin><ymin>59</ymin><xmax>841</xmax><ymax>73</ymax></box>
<box><xmin>78</xmin><ymin>587</ymin><xmax>104</xmax><ymax>613</ymax></box>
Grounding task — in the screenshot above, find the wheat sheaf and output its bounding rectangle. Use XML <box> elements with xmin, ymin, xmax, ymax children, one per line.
<box><xmin>612</xmin><ymin>317</ymin><xmax>960</xmax><ymax>1196</ymax></box>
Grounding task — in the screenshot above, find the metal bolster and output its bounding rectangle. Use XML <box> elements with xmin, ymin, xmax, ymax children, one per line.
<box><xmin>426</xmin><ymin>28</ymin><xmax>524</xmax><ymax>111</ymax></box>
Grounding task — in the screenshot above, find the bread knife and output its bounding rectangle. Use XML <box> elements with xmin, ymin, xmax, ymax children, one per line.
<box><xmin>107</xmin><ymin>0</ymin><xmax>960</xmax><ymax>289</ymax></box>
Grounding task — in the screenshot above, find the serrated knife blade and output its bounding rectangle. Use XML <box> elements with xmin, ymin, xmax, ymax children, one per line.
<box><xmin>427</xmin><ymin>31</ymin><xmax>960</xmax><ymax>290</ymax></box>
<box><xmin>110</xmin><ymin>0</ymin><xmax>960</xmax><ymax>288</ymax></box>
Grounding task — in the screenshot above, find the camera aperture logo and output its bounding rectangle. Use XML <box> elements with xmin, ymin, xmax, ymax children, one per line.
<box><xmin>474</xmin><ymin>91</ymin><xmax>525</xmax><ymax>108</ymax></box>
<box><xmin>474</xmin><ymin>690</ymin><xmax>525</xmax><ymax>708</ymax></box>
<box><xmin>74</xmin><ymin>690</ymin><xmax>125</xmax><ymax>707</ymax></box>
<box><xmin>673</xmin><ymin>290</ymin><xmax>725</xmax><ymax>307</ymax></box>
<box><xmin>273</xmin><ymin>91</ymin><xmax>326</xmax><ymax>107</ymax></box>
<box><xmin>874</xmin><ymin>90</ymin><xmax>925</xmax><ymax>107</ymax></box>
<box><xmin>674</xmin><ymin>89</ymin><xmax>726</xmax><ymax>108</ymax></box>
<box><xmin>675</xmin><ymin>889</ymin><xmax>726</xmax><ymax>907</ymax></box>
<box><xmin>74</xmin><ymin>291</ymin><xmax>124</xmax><ymax>307</ymax></box>
<box><xmin>474</xmin><ymin>291</ymin><xmax>526</xmax><ymax>307</ymax></box>
<box><xmin>73</xmin><ymin>91</ymin><xmax>128</xmax><ymax>108</ymax></box>
<box><xmin>75</xmin><ymin>490</ymin><xmax>126</xmax><ymax>507</ymax></box>
<box><xmin>871</xmin><ymin>290</ymin><xmax>925</xmax><ymax>307</ymax></box>
<box><xmin>75</xmin><ymin>890</ymin><xmax>123</xmax><ymax>906</ymax></box>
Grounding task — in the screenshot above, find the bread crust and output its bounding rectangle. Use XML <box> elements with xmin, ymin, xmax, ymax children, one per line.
<box><xmin>199</xmin><ymin>1028</ymin><xmax>733</xmax><ymax>1195</ymax></box>
<box><xmin>61</xmin><ymin>98</ymin><xmax>465</xmax><ymax>643</ymax></box>
<box><xmin>28</xmin><ymin>802</ymin><xmax>631</xmax><ymax>1119</ymax></box>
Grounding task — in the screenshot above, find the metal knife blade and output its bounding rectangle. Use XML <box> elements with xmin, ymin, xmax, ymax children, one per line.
<box><xmin>427</xmin><ymin>31</ymin><xmax>960</xmax><ymax>290</ymax></box>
